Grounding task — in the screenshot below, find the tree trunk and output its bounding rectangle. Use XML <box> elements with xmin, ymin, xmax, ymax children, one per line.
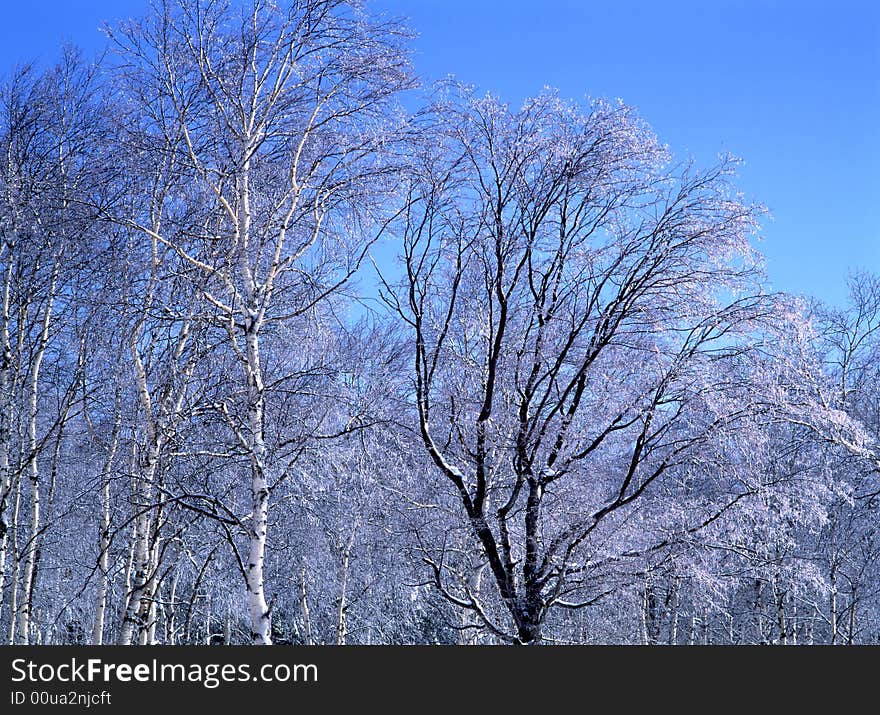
<box><xmin>91</xmin><ymin>411</ymin><xmax>120</xmax><ymax>645</ymax></box>
<box><xmin>0</xmin><ymin>249</ymin><xmax>15</xmax><ymax>619</ymax></box>
<box><xmin>668</xmin><ymin>577</ymin><xmax>680</xmax><ymax>645</ymax></box>
<box><xmin>299</xmin><ymin>568</ymin><xmax>313</xmax><ymax>646</ymax></box>
<box><xmin>335</xmin><ymin>526</ymin><xmax>357</xmax><ymax>646</ymax></box>
<box><xmin>848</xmin><ymin>591</ymin><xmax>856</xmax><ymax>645</ymax></box>
<box><xmin>6</xmin><ymin>473</ymin><xmax>22</xmax><ymax>644</ymax></box>
<box><xmin>240</xmin><ymin>161</ymin><xmax>272</xmax><ymax>645</ymax></box>
<box><xmin>17</xmin><ymin>264</ymin><xmax>58</xmax><ymax>643</ymax></box>
<box><xmin>92</xmin><ymin>477</ymin><xmax>113</xmax><ymax>644</ymax></box>
<box><xmin>118</xmin><ymin>443</ymin><xmax>160</xmax><ymax>645</ymax></box>
<box><xmin>830</xmin><ymin>567</ymin><xmax>838</xmax><ymax>645</ymax></box>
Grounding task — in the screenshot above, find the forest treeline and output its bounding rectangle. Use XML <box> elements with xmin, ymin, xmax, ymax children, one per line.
<box><xmin>0</xmin><ymin>0</ymin><xmax>877</xmax><ymax>645</ymax></box>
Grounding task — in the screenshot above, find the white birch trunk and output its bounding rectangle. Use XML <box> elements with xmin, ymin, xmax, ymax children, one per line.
<box><xmin>92</xmin><ymin>461</ymin><xmax>114</xmax><ymax>644</ymax></box>
<box><xmin>830</xmin><ymin>567</ymin><xmax>839</xmax><ymax>645</ymax></box>
<box><xmin>118</xmin><ymin>441</ymin><xmax>159</xmax><ymax>645</ymax></box>
<box><xmin>90</xmin><ymin>396</ymin><xmax>121</xmax><ymax>644</ymax></box>
<box><xmin>335</xmin><ymin>526</ymin><xmax>357</xmax><ymax>646</ymax></box>
<box><xmin>238</xmin><ymin>159</ymin><xmax>272</xmax><ymax>645</ymax></box>
<box><xmin>244</xmin><ymin>326</ymin><xmax>271</xmax><ymax>644</ymax></box>
<box><xmin>16</xmin><ymin>263</ymin><xmax>58</xmax><ymax>643</ymax></box>
<box><xmin>6</xmin><ymin>473</ymin><xmax>21</xmax><ymax>644</ymax></box>
<box><xmin>0</xmin><ymin>251</ymin><xmax>14</xmax><ymax>616</ymax></box>
<box><xmin>299</xmin><ymin>568</ymin><xmax>313</xmax><ymax>646</ymax></box>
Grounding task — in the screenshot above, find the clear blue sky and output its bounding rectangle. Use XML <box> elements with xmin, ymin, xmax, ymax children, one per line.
<box><xmin>2</xmin><ymin>0</ymin><xmax>877</xmax><ymax>305</ymax></box>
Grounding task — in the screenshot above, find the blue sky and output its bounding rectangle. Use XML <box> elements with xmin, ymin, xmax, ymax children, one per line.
<box><xmin>1</xmin><ymin>0</ymin><xmax>876</xmax><ymax>305</ymax></box>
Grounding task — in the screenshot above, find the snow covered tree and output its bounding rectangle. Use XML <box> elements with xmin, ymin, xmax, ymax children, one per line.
<box><xmin>387</xmin><ymin>86</ymin><xmax>775</xmax><ymax>643</ymax></box>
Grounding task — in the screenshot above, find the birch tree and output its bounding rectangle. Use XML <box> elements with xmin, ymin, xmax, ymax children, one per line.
<box><xmin>0</xmin><ymin>51</ymin><xmax>107</xmax><ymax>643</ymax></box>
<box><xmin>108</xmin><ymin>0</ymin><xmax>411</xmax><ymax>643</ymax></box>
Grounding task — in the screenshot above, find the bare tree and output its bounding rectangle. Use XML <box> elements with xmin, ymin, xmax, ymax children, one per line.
<box><xmin>388</xmin><ymin>87</ymin><xmax>772</xmax><ymax>643</ymax></box>
<box><xmin>107</xmin><ymin>0</ymin><xmax>411</xmax><ymax>643</ymax></box>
